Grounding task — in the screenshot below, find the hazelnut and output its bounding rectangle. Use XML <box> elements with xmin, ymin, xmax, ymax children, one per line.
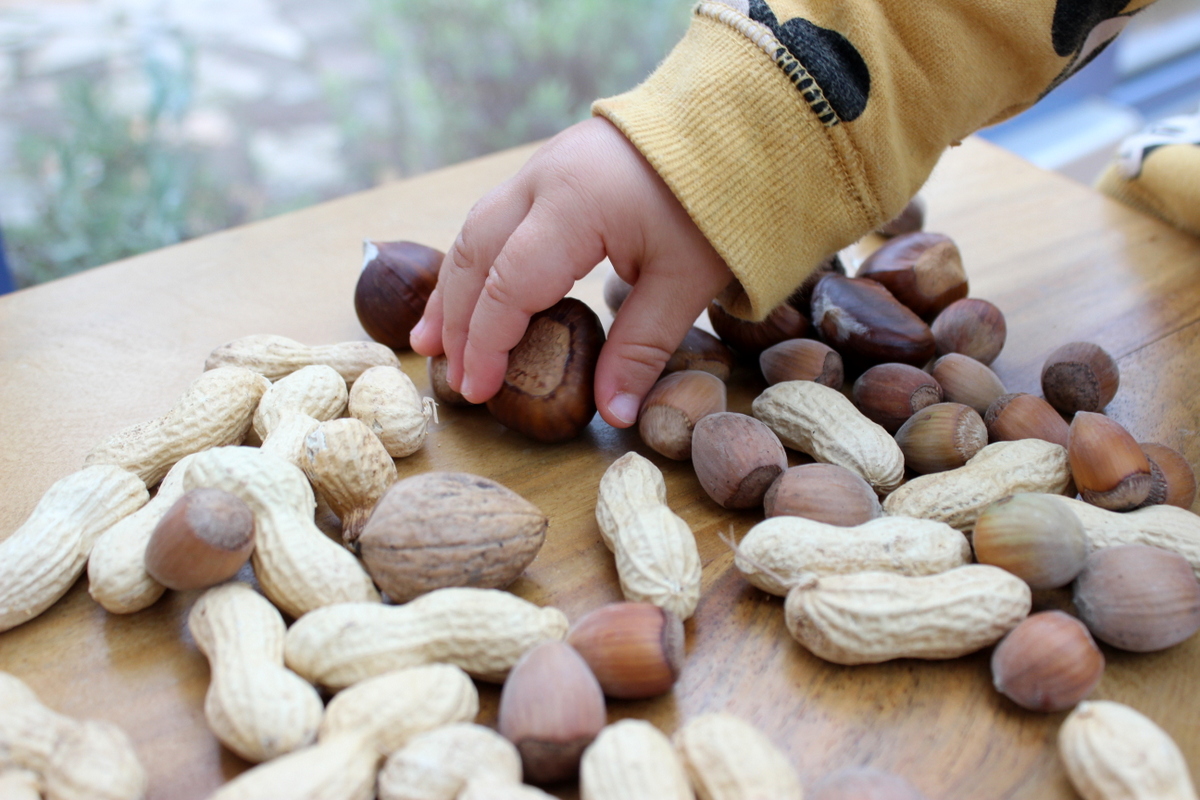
<box><xmin>707</xmin><ymin>300</ymin><xmax>809</xmax><ymax>357</ymax></box>
<box><xmin>876</xmin><ymin>195</ymin><xmax>927</xmax><ymax>237</ymax></box>
<box><xmin>357</xmin><ymin>472</ymin><xmax>547</xmax><ymax>602</ymax></box>
<box><xmin>930</xmin><ymin>298</ymin><xmax>1007</xmax><ymax>364</ymax></box>
<box><xmin>487</xmin><ymin>298</ymin><xmax>605</xmax><ymax>443</ymax></box>
<box><xmin>1073</xmin><ymin>544</ymin><xmax>1200</xmax><ymax>652</ymax></box>
<box><xmin>929</xmin><ymin>353</ymin><xmax>1006</xmax><ymax>416</ymax></box>
<box><xmin>691</xmin><ymin>412</ymin><xmax>787</xmax><ymax>509</ymax></box>
<box><xmin>786</xmin><ymin>253</ymin><xmax>846</xmax><ymax>317</ymax></box>
<box><xmin>984</xmin><ymin>393</ymin><xmax>1069</xmax><ymax>448</ymax></box>
<box><xmin>1139</xmin><ymin>442</ymin><xmax>1197</xmax><ymax>509</ymax></box>
<box><xmin>143</xmin><ymin>488</ymin><xmax>255</xmax><ymax>591</ymax></box>
<box><xmin>1041</xmin><ymin>342</ymin><xmax>1119</xmax><ymax>414</ymax></box>
<box><xmin>855</xmin><ymin>232</ymin><xmax>968</xmax><ymax>319</ymax></box>
<box><xmin>353</xmin><ymin>240</ymin><xmax>443</xmax><ymax>350</ymax></box>
<box><xmin>1068</xmin><ymin>412</ymin><xmax>1152</xmax><ymax>511</ymax></box>
<box><xmin>810</xmin><ymin>274</ymin><xmax>936</xmax><ymax>368</ymax></box>
<box><xmin>763</xmin><ymin>463</ymin><xmax>882</xmax><ymax>525</ymax></box>
<box><xmin>637</xmin><ymin>370</ymin><xmax>727</xmax><ymax>460</ymax></box>
<box><xmin>972</xmin><ymin>493</ymin><xmax>1086</xmax><ymax>589</ymax></box>
<box><xmin>498</xmin><ymin>641</ymin><xmax>607</xmax><ymax>784</ymax></box>
<box><xmin>852</xmin><ymin>363</ymin><xmax>943</xmax><ymax>433</ymax></box>
<box><xmin>663</xmin><ymin>327</ymin><xmax>735</xmax><ymax>382</ymax></box>
<box><xmin>602</xmin><ymin>269</ymin><xmax>633</xmax><ymax>315</ymax></box>
<box><xmin>427</xmin><ymin>354</ymin><xmax>475</xmax><ymax>407</ymax></box>
<box><xmin>893</xmin><ymin>402</ymin><xmax>987</xmax><ymax>474</ymax></box>
<box><xmin>759</xmin><ymin>339</ymin><xmax>843</xmax><ymax>388</ymax></box>
<box><xmin>565</xmin><ymin>602</ymin><xmax>684</xmax><ymax>699</ymax></box>
<box><xmin>810</xmin><ymin>768</ymin><xmax>929</xmax><ymax>800</ymax></box>
<box><xmin>991</xmin><ymin>611</ymin><xmax>1104</xmax><ymax>712</ymax></box>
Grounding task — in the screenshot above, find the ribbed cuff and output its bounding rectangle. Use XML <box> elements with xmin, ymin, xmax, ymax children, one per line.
<box><xmin>593</xmin><ymin>5</ymin><xmax>876</xmax><ymax>319</ymax></box>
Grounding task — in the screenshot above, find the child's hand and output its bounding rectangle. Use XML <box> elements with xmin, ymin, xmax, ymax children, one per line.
<box><xmin>410</xmin><ymin>116</ymin><xmax>734</xmax><ymax>428</ymax></box>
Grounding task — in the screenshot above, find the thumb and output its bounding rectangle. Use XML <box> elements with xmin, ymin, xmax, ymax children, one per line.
<box><xmin>594</xmin><ymin>267</ymin><xmax>730</xmax><ymax>428</ymax></box>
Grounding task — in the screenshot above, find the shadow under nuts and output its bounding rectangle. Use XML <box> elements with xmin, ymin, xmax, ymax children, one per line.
<box><xmin>357</xmin><ymin>471</ymin><xmax>547</xmax><ymax>603</ymax></box>
<box><xmin>487</xmin><ymin>298</ymin><xmax>605</xmax><ymax>443</ymax></box>
<box><xmin>692</xmin><ymin>412</ymin><xmax>787</xmax><ymax>509</ymax></box>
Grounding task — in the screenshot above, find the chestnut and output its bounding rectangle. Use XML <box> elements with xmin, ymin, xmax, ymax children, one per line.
<box><xmin>876</xmin><ymin>194</ymin><xmax>927</xmax><ymax>237</ymax></box>
<box><xmin>427</xmin><ymin>354</ymin><xmax>475</xmax><ymax>407</ymax></box>
<box><xmin>855</xmin><ymin>232</ymin><xmax>968</xmax><ymax>319</ymax></box>
<box><xmin>707</xmin><ymin>300</ymin><xmax>809</xmax><ymax>358</ymax></box>
<box><xmin>486</xmin><ymin>298</ymin><xmax>605</xmax><ymax>443</ymax></box>
<box><xmin>786</xmin><ymin>253</ymin><xmax>846</xmax><ymax>317</ymax></box>
<box><xmin>663</xmin><ymin>327</ymin><xmax>735</xmax><ymax>381</ymax></box>
<box><xmin>810</xmin><ymin>274</ymin><xmax>935</xmax><ymax>368</ymax></box>
<box><xmin>353</xmin><ymin>240</ymin><xmax>443</xmax><ymax>350</ymax></box>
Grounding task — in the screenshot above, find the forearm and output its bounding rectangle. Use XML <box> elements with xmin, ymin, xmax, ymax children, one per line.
<box><xmin>595</xmin><ymin>0</ymin><xmax>1155</xmax><ymax>319</ymax></box>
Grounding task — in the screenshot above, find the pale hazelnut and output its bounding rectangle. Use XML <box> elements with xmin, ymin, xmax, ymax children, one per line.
<box><xmin>852</xmin><ymin>362</ymin><xmax>943</xmax><ymax>433</ymax></box>
<box><xmin>566</xmin><ymin>602</ymin><xmax>684</xmax><ymax>699</ymax></box>
<box><xmin>972</xmin><ymin>493</ymin><xmax>1086</xmax><ymax>590</ymax></box>
<box><xmin>759</xmin><ymin>339</ymin><xmax>843</xmax><ymax>388</ymax></box>
<box><xmin>984</xmin><ymin>393</ymin><xmax>1069</xmax><ymax>448</ymax></box>
<box><xmin>144</xmin><ymin>488</ymin><xmax>255</xmax><ymax>591</ymax></box>
<box><xmin>1068</xmin><ymin>412</ymin><xmax>1152</xmax><ymax>511</ymax></box>
<box><xmin>763</xmin><ymin>463</ymin><xmax>882</xmax><ymax>525</ymax></box>
<box><xmin>638</xmin><ymin>370</ymin><xmax>727</xmax><ymax>460</ymax></box>
<box><xmin>930</xmin><ymin>297</ymin><xmax>1007</xmax><ymax>364</ymax></box>
<box><xmin>1073</xmin><ymin>544</ymin><xmax>1200</xmax><ymax>652</ymax></box>
<box><xmin>991</xmin><ymin>610</ymin><xmax>1104</xmax><ymax>712</ymax></box>
<box><xmin>498</xmin><ymin>641</ymin><xmax>607</xmax><ymax>784</ymax></box>
<box><xmin>893</xmin><ymin>402</ymin><xmax>987</xmax><ymax>474</ymax></box>
<box><xmin>929</xmin><ymin>353</ymin><xmax>1006</xmax><ymax>416</ymax></box>
<box><xmin>691</xmin><ymin>412</ymin><xmax>787</xmax><ymax>509</ymax></box>
<box><xmin>1041</xmin><ymin>342</ymin><xmax>1119</xmax><ymax>414</ymax></box>
<box><xmin>354</xmin><ymin>240</ymin><xmax>442</xmax><ymax>350</ymax></box>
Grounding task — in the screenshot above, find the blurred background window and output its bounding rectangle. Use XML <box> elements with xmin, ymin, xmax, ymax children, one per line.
<box><xmin>0</xmin><ymin>0</ymin><xmax>1196</xmax><ymax>290</ymax></box>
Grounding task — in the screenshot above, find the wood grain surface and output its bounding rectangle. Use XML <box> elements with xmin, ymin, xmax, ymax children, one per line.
<box><xmin>1</xmin><ymin>136</ymin><xmax>1198</xmax><ymax>800</ymax></box>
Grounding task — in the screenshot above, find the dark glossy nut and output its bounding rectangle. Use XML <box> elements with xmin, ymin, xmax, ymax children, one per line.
<box><xmin>855</xmin><ymin>232</ymin><xmax>968</xmax><ymax>319</ymax></box>
<box><xmin>707</xmin><ymin>300</ymin><xmax>809</xmax><ymax>357</ymax></box>
<box><xmin>893</xmin><ymin>402</ymin><xmax>987</xmax><ymax>474</ymax></box>
<box><xmin>759</xmin><ymin>339</ymin><xmax>843</xmax><ymax>388</ymax></box>
<box><xmin>1068</xmin><ymin>412</ymin><xmax>1152</xmax><ymax>511</ymax></box>
<box><xmin>991</xmin><ymin>610</ymin><xmax>1104</xmax><ymax>712</ymax></box>
<box><xmin>786</xmin><ymin>253</ymin><xmax>846</xmax><ymax>317</ymax></box>
<box><xmin>876</xmin><ymin>195</ymin><xmax>926</xmax><ymax>237</ymax></box>
<box><xmin>929</xmin><ymin>353</ymin><xmax>1006</xmax><ymax>416</ymax></box>
<box><xmin>638</xmin><ymin>370</ymin><xmax>727</xmax><ymax>460</ymax></box>
<box><xmin>566</xmin><ymin>602</ymin><xmax>684</xmax><ymax>699</ymax></box>
<box><xmin>1140</xmin><ymin>442</ymin><xmax>1198</xmax><ymax>509</ymax></box>
<box><xmin>487</xmin><ymin>298</ymin><xmax>605</xmax><ymax>443</ymax></box>
<box><xmin>1073</xmin><ymin>544</ymin><xmax>1200</xmax><ymax>652</ymax></box>
<box><xmin>810</xmin><ymin>274</ymin><xmax>936</xmax><ymax>367</ymax></box>
<box><xmin>144</xmin><ymin>488</ymin><xmax>255</xmax><ymax>591</ymax></box>
<box><xmin>984</xmin><ymin>393</ymin><xmax>1069</xmax><ymax>448</ymax></box>
<box><xmin>427</xmin><ymin>354</ymin><xmax>474</xmax><ymax>407</ymax></box>
<box><xmin>498</xmin><ymin>641</ymin><xmax>606</xmax><ymax>784</ymax></box>
<box><xmin>1041</xmin><ymin>342</ymin><xmax>1119</xmax><ymax>414</ymax></box>
<box><xmin>763</xmin><ymin>463</ymin><xmax>881</xmax><ymax>526</ymax></box>
<box><xmin>354</xmin><ymin>240</ymin><xmax>443</xmax><ymax>350</ymax></box>
<box><xmin>930</xmin><ymin>298</ymin><xmax>1007</xmax><ymax>364</ymax></box>
<box><xmin>663</xmin><ymin>327</ymin><xmax>735</xmax><ymax>382</ymax></box>
<box><xmin>852</xmin><ymin>363</ymin><xmax>943</xmax><ymax>433</ymax></box>
<box><xmin>691</xmin><ymin>412</ymin><xmax>787</xmax><ymax>509</ymax></box>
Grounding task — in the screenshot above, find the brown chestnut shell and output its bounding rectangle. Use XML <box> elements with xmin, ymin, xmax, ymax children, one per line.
<box><xmin>354</xmin><ymin>240</ymin><xmax>443</xmax><ymax>350</ymax></box>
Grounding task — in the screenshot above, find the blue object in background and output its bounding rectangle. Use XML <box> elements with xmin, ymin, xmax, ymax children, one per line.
<box><xmin>0</xmin><ymin>226</ymin><xmax>12</xmax><ymax>294</ymax></box>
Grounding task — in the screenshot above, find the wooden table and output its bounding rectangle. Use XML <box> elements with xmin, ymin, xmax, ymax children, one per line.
<box><xmin>2</xmin><ymin>136</ymin><xmax>1199</xmax><ymax>800</ymax></box>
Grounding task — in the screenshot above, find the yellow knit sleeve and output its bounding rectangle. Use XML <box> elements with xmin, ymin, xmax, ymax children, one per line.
<box><xmin>594</xmin><ymin>0</ymin><xmax>1154</xmax><ymax>319</ymax></box>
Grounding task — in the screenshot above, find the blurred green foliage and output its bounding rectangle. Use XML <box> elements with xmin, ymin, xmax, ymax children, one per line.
<box><xmin>5</xmin><ymin>0</ymin><xmax>689</xmax><ymax>287</ymax></box>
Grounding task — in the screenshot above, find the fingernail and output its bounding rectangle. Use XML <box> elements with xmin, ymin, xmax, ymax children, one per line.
<box><xmin>610</xmin><ymin>392</ymin><xmax>640</xmax><ymax>426</ymax></box>
<box><xmin>460</xmin><ymin>375</ymin><xmax>478</xmax><ymax>402</ymax></box>
<box><xmin>410</xmin><ymin>317</ymin><xmax>427</xmax><ymax>342</ymax></box>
